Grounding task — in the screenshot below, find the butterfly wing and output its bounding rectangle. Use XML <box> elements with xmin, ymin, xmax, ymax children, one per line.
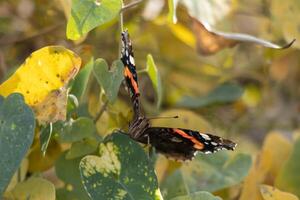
<box><xmin>121</xmin><ymin>30</ymin><xmax>140</xmax><ymax>114</ymax></box>
<box><xmin>140</xmin><ymin>127</ymin><xmax>236</xmax><ymax>160</ymax></box>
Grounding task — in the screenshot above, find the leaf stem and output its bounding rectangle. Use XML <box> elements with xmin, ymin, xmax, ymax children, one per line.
<box><xmin>94</xmin><ymin>100</ymin><xmax>109</xmax><ymax>123</ymax></box>
<box><xmin>121</xmin><ymin>0</ymin><xmax>144</xmax><ymax>12</ymax></box>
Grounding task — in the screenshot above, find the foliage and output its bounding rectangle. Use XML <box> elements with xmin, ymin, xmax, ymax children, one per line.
<box><xmin>0</xmin><ymin>0</ymin><xmax>299</xmax><ymax>200</ymax></box>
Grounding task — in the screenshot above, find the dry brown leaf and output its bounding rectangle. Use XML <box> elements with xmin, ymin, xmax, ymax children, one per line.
<box><xmin>192</xmin><ymin>18</ymin><xmax>295</xmax><ymax>55</ymax></box>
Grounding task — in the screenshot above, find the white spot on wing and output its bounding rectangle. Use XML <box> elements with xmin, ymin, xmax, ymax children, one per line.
<box><xmin>129</xmin><ymin>55</ymin><xmax>135</xmax><ymax>65</ymax></box>
<box><xmin>211</xmin><ymin>142</ymin><xmax>218</xmax><ymax>146</ymax></box>
<box><xmin>200</xmin><ymin>133</ymin><xmax>211</xmax><ymax>140</ymax></box>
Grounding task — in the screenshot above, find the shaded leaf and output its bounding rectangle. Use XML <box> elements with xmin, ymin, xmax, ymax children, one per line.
<box><xmin>0</xmin><ymin>46</ymin><xmax>81</xmax><ymax>123</ymax></box>
<box><xmin>192</xmin><ymin>18</ymin><xmax>295</xmax><ymax>55</ymax></box>
<box><xmin>161</xmin><ymin>152</ymin><xmax>251</xmax><ymax>199</ymax></box>
<box><xmin>57</xmin><ymin>117</ymin><xmax>96</xmax><ymax>143</ymax></box>
<box><xmin>9</xmin><ymin>177</ymin><xmax>55</xmax><ymax>200</ymax></box>
<box><xmin>275</xmin><ymin>138</ymin><xmax>300</xmax><ymax>197</ymax></box>
<box><xmin>71</xmin><ymin>58</ymin><xmax>94</xmax><ymax>102</ymax></box>
<box><xmin>178</xmin><ymin>83</ymin><xmax>243</xmax><ymax>108</ymax></box>
<box><xmin>80</xmin><ymin>132</ymin><xmax>158</xmax><ymax>200</ymax></box>
<box><xmin>0</xmin><ymin>93</ymin><xmax>35</xmax><ymax>196</ymax></box>
<box><xmin>260</xmin><ymin>185</ymin><xmax>298</xmax><ymax>200</ymax></box>
<box><xmin>28</xmin><ymin>139</ymin><xmax>62</xmax><ymax>172</ymax></box>
<box><xmin>67</xmin><ymin>0</ymin><xmax>122</xmax><ymax>40</ymax></box>
<box><xmin>146</xmin><ymin>54</ymin><xmax>163</xmax><ymax>108</ymax></box>
<box><xmin>55</xmin><ymin>152</ymin><xmax>90</xmax><ymax>200</ymax></box>
<box><xmin>93</xmin><ymin>59</ymin><xmax>124</xmax><ymax>103</ymax></box>
<box><xmin>66</xmin><ymin>138</ymin><xmax>99</xmax><ymax>159</ymax></box>
<box><xmin>171</xmin><ymin>191</ymin><xmax>222</xmax><ymax>200</ymax></box>
<box><xmin>40</xmin><ymin>123</ymin><xmax>53</xmax><ymax>156</ymax></box>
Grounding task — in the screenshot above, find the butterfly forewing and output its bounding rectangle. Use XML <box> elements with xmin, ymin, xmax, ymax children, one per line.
<box><xmin>121</xmin><ymin>31</ymin><xmax>140</xmax><ymax>114</ymax></box>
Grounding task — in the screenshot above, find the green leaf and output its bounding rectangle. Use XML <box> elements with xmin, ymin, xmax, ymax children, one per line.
<box><xmin>168</xmin><ymin>0</ymin><xmax>180</xmax><ymax>23</ymax></box>
<box><xmin>71</xmin><ymin>58</ymin><xmax>94</xmax><ymax>102</ymax></box>
<box><xmin>178</xmin><ymin>83</ymin><xmax>244</xmax><ymax>108</ymax></box>
<box><xmin>146</xmin><ymin>54</ymin><xmax>163</xmax><ymax>108</ymax></box>
<box><xmin>161</xmin><ymin>152</ymin><xmax>251</xmax><ymax>199</ymax></box>
<box><xmin>9</xmin><ymin>177</ymin><xmax>55</xmax><ymax>200</ymax></box>
<box><xmin>171</xmin><ymin>191</ymin><xmax>222</xmax><ymax>200</ymax></box>
<box><xmin>66</xmin><ymin>138</ymin><xmax>99</xmax><ymax>159</ymax></box>
<box><xmin>55</xmin><ymin>152</ymin><xmax>90</xmax><ymax>200</ymax></box>
<box><xmin>0</xmin><ymin>93</ymin><xmax>35</xmax><ymax>195</ymax></box>
<box><xmin>67</xmin><ymin>0</ymin><xmax>122</xmax><ymax>40</ymax></box>
<box><xmin>79</xmin><ymin>132</ymin><xmax>158</xmax><ymax>200</ymax></box>
<box><xmin>275</xmin><ymin>138</ymin><xmax>300</xmax><ymax>197</ymax></box>
<box><xmin>40</xmin><ymin>123</ymin><xmax>53</xmax><ymax>156</ymax></box>
<box><xmin>93</xmin><ymin>59</ymin><xmax>124</xmax><ymax>103</ymax></box>
<box><xmin>57</xmin><ymin>117</ymin><xmax>96</xmax><ymax>142</ymax></box>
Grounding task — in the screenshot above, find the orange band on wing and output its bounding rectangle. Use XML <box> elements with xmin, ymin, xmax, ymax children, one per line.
<box><xmin>124</xmin><ymin>67</ymin><xmax>139</xmax><ymax>94</ymax></box>
<box><xmin>173</xmin><ymin>129</ymin><xmax>204</xmax><ymax>150</ymax></box>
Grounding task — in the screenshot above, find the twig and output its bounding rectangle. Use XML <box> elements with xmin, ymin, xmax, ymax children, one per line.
<box><xmin>94</xmin><ymin>100</ymin><xmax>109</xmax><ymax>122</ymax></box>
<box><xmin>121</xmin><ymin>0</ymin><xmax>144</xmax><ymax>12</ymax></box>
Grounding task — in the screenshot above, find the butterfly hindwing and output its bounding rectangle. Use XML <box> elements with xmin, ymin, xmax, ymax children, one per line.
<box><xmin>137</xmin><ymin>127</ymin><xmax>236</xmax><ymax>161</ymax></box>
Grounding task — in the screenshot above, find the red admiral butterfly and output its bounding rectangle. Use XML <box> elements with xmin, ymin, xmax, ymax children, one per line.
<box><xmin>121</xmin><ymin>30</ymin><xmax>236</xmax><ymax>161</ymax></box>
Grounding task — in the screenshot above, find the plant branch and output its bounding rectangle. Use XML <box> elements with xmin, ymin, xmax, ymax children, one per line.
<box><xmin>121</xmin><ymin>0</ymin><xmax>144</xmax><ymax>12</ymax></box>
<box><xmin>94</xmin><ymin>100</ymin><xmax>109</xmax><ymax>122</ymax></box>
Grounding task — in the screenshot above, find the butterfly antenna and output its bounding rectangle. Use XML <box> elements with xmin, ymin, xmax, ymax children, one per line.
<box><xmin>147</xmin><ymin>115</ymin><xmax>179</xmax><ymax>120</ymax></box>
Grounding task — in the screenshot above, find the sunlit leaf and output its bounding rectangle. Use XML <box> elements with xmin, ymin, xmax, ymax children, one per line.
<box><xmin>182</xmin><ymin>0</ymin><xmax>232</xmax><ymax>26</ymax></box>
<box><xmin>178</xmin><ymin>83</ymin><xmax>243</xmax><ymax>108</ymax></box>
<box><xmin>8</xmin><ymin>177</ymin><xmax>55</xmax><ymax>200</ymax></box>
<box><xmin>93</xmin><ymin>59</ymin><xmax>124</xmax><ymax>103</ymax></box>
<box><xmin>171</xmin><ymin>191</ymin><xmax>222</xmax><ymax>200</ymax></box>
<box><xmin>71</xmin><ymin>58</ymin><xmax>94</xmax><ymax>102</ymax></box>
<box><xmin>146</xmin><ymin>54</ymin><xmax>163</xmax><ymax>107</ymax></box>
<box><xmin>161</xmin><ymin>152</ymin><xmax>251</xmax><ymax>199</ymax></box>
<box><xmin>168</xmin><ymin>0</ymin><xmax>180</xmax><ymax>23</ymax></box>
<box><xmin>260</xmin><ymin>185</ymin><xmax>299</xmax><ymax>200</ymax></box>
<box><xmin>80</xmin><ymin>132</ymin><xmax>158</xmax><ymax>200</ymax></box>
<box><xmin>240</xmin><ymin>132</ymin><xmax>293</xmax><ymax>200</ymax></box>
<box><xmin>271</xmin><ymin>0</ymin><xmax>300</xmax><ymax>48</ymax></box>
<box><xmin>67</xmin><ymin>0</ymin><xmax>122</xmax><ymax>40</ymax></box>
<box><xmin>0</xmin><ymin>94</ymin><xmax>35</xmax><ymax>196</ymax></box>
<box><xmin>0</xmin><ymin>46</ymin><xmax>81</xmax><ymax>124</ymax></box>
<box><xmin>192</xmin><ymin>18</ymin><xmax>295</xmax><ymax>55</ymax></box>
<box><xmin>275</xmin><ymin>138</ymin><xmax>300</xmax><ymax>197</ymax></box>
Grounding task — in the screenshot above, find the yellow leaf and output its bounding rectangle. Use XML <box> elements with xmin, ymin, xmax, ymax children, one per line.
<box><xmin>8</xmin><ymin>177</ymin><xmax>55</xmax><ymax>200</ymax></box>
<box><xmin>168</xmin><ymin>23</ymin><xmax>196</xmax><ymax>49</ymax></box>
<box><xmin>239</xmin><ymin>132</ymin><xmax>292</xmax><ymax>200</ymax></box>
<box><xmin>28</xmin><ymin>139</ymin><xmax>62</xmax><ymax>172</ymax></box>
<box><xmin>0</xmin><ymin>46</ymin><xmax>81</xmax><ymax>123</ymax></box>
<box><xmin>260</xmin><ymin>185</ymin><xmax>299</xmax><ymax>200</ymax></box>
